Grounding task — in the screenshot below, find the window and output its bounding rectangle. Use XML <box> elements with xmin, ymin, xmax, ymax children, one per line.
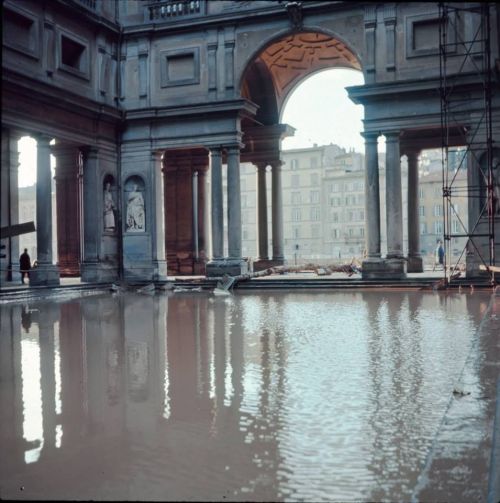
<box><xmin>291</xmin><ymin>159</ymin><xmax>299</xmax><ymax>170</ymax></box>
<box><xmin>291</xmin><ymin>175</ymin><xmax>300</xmax><ymax>188</ymax></box>
<box><xmin>419</xmin><ymin>206</ymin><xmax>425</xmax><ymax>217</ymax></box>
<box><xmin>332</xmin><ymin>228</ymin><xmax>340</xmax><ymax>239</ymax></box>
<box><xmin>359</xmin><ymin>227</ymin><xmax>365</xmax><ymax>237</ymax></box>
<box><xmin>433</xmin><ymin>204</ymin><xmax>443</xmax><ymax>217</ymax></box>
<box><xmin>357</xmin><ymin>194</ymin><xmax>364</xmax><ymax>205</ymax></box>
<box><xmin>293</xmin><ymin>227</ymin><xmax>300</xmax><ymax>239</ymax></box>
<box><xmin>291</xmin><ymin>192</ymin><xmax>301</xmax><ymax>204</ymax></box>
<box><xmin>310</xmin><ymin>190</ymin><xmax>320</xmax><ymax>204</ymax></box>
<box><xmin>311</xmin><ymin>225</ymin><xmax>320</xmax><ymax>238</ymax></box>
<box><xmin>434</xmin><ymin>221</ymin><xmax>443</xmax><ymax>234</ymax></box>
<box><xmin>310</xmin><ymin>207</ymin><xmax>320</xmax><ymax>221</ymax></box>
<box><xmin>242</xmin><ymin>229</ymin><xmax>248</xmax><ymax>240</ymax></box>
<box><xmin>311</xmin><ymin>157</ymin><xmax>318</xmax><ymax>168</ymax></box>
<box><xmin>434</xmin><ymin>186</ymin><xmax>442</xmax><ymax>197</ymax></box>
<box><xmin>452</xmin><ymin>203</ymin><xmax>459</xmax><ymax>215</ymax></box>
<box><xmin>333</xmin><ymin>183</ymin><xmax>340</xmax><ymax>193</ymax></box>
<box><xmin>452</xmin><ymin>220</ymin><xmax>460</xmax><ymax>233</ymax></box>
<box><xmin>331</xmin><ymin>211</ymin><xmax>339</xmax><ymax>223</ymax></box>
<box><xmin>419</xmin><ymin>187</ymin><xmax>424</xmax><ymax>198</ymax></box>
<box><xmin>349</xmin><ymin>228</ymin><xmax>354</xmax><ymax>236</ymax></box>
<box><xmin>420</xmin><ymin>222</ymin><xmax>427</xmax><ymax>235</ymax></box>
<box><xmin>292</xmin><ymin>208</ymin><xmax>301</xmax><ymax>222</ymax></box>
<box><xmin>348</xmin><ymin>211</ymin><xmax>354</xmax><ymax>222</ymax></box>
<box><xmin>311</xmin><ymin>173</ymin><xmax>319</xmax><ymax>186</ymax></box>
<box><xmin>61</xmin><ymin>35</ymin><xmax>87</xmax><ymax>72</ymax></box>
<box><xmin>359</xmin><ymin>210</ymin><xmax>365</xmax><ymax>221</ymax></box>
<box><xmin>242</xmin><ymin>195</ymin><xmax>247</xmax><ymax>208</ymax></box>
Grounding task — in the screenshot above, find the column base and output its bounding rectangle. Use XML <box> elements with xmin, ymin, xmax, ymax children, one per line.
<box><xmin>407</xmin><ymin>255</ymin><xmax>423</xmax><ymax>273</ymax></box>
<box><xmin>206</xmin><ymin>258</ymin><xmax>249</xmax><ymax>277</ymax></box>
<box><xmin>81</xmin><ymin>261</ymin><xmax>119</xmax><ymax>283</ymax></box>
<box><xmin>29</xmin><ymin>263</ymin><xmax>60</xmax><ymax>286</ymax></box>
<box><xmin>362</xmin><ymin>257</ymin><xmax>407</xmax><ymax>280</ymax></box>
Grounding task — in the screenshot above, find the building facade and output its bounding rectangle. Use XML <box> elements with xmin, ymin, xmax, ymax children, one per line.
<box><xmin>1</xmin><ymin>1</ymin><xmax>498</xmax><ymax>284</ymax></box>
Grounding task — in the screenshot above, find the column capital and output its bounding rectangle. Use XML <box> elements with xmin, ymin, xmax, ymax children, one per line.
<box><xmin>402</xmin><ymin>147</ymin><xmax>421</xmax><ymax>158</ymax></box>
<box><xmin>270</xmin><ymin>160</ymin><xmax>283</xmax><ymax>170</ymax></box>
<box><xmin>384</xmin><ymin>131</ymin><xmax>401</xmax><ymax>142</ymax></box>
<box><xmin>34</xmin><ymin>134</ymin><xmax>53</xmax><ymax>146</ymax></box>
<box><xmin>81</xmin><ymin>145</ymin><xmax>99</xmax><ymax>159</ymax></box>
<box><xmin>361</xmin><ymin>131</ymin><xmax>380</xmax><ymax>142</ymax></box>
<box><xmin>209</xmin><ymin>147</ymin><xmax>223</xmax><ymax>158</ymax></box>
<box><xmin>224</xmin><ymin>145</ymin><xmax>241</xmax><ymax>156</ymax></box>
<box><xmin>255</xmin><ymin>162</ymin><xmax>268</xmax><ymax>172</ymax></box>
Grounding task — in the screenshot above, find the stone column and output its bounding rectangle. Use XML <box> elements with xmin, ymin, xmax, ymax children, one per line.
<box><xmin>271</xmin><ymin>161</ymin><xmax>284</xmax><ymax>263</ymax></box>
<box><xmin>210</xmin><ymin>148</ymin><xmax>223</xmax><ymax>260</ymax></box>
<box><xmin>0</xmin><ymin>129</ymin><xmax>21</xmax><ymax>283</ymax></box>
<box><xmin>52</xmin><ymin>144</ymin><xmax>81</xmax><ymax>277</ymax></box>
<box><xmin>406</xmin><ymin>149</ymin><xmax>423</xmax><ymax>272</ymax></box>
<box><xmin>256</xmin><ymin>163</ymin><xmax>269</xmax><ymax>261</ymax></box>
<box><xmin>80</xmin><ymin>147</ymin><xmax>99</xmax><ymax>282</ymax></box>
<box><xmin>30</xmin><ymin>135</ymin><xmax>60</xmax><ymax>286</ymax></box>
<box><xmin>384</xmin><ymin>132</ymin><xmax>406</xmax><ymax>277</ymax></box>
<box><xmin>152</xmin><ymin>151</ymin><xmax>168</xmax><ymax>280</ymax></box>
<box><xmin>364</xmin><ymin>133</ymin><xmax>381</xmax><ymax>258</ymax></box>
<box><xmin>226</xmin><ymin>146</ymin><xmax>242</xmax><ymax>259</ymax></box>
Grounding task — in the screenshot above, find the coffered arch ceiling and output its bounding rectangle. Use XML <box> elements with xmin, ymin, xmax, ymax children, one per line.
<box><xmin>241</xmin><ymin>31</ymin><xmax>362</xmax><ymax>123</ymax></box>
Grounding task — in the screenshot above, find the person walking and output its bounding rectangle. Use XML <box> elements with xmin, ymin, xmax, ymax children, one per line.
<box><xmin>19</xmin><ymin>248</ymin><xmax>31</xmax><ymax>284</ymax></box>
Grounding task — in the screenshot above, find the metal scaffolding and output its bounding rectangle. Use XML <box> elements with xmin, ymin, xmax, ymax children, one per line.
<box><xmin>439</xmin><ymin>2</ymin><xmax>496</xmax><ymax>285</ymax></box>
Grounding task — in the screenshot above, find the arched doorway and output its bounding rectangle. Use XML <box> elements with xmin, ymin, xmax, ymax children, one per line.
<box><xmin>238</xmin><ymin>31</ymin><xmax>363</xmax><ymax>269</ymax></box>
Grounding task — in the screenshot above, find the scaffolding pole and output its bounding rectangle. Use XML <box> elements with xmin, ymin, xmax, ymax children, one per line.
<box><xmin>439</xmin><ymin>1</ymin><xmax>496</xmax><ymax>285</ymax></box>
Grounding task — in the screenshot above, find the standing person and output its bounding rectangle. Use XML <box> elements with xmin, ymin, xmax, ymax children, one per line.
<box><xmin>19</xmin><ymin>248</ymin><xmax>31</xmax><ymax>284</ymax></box>
<box><xmin>433</xmin><ymin>240</ymin><xmax>445</xmax><ymax>271</ymax></box>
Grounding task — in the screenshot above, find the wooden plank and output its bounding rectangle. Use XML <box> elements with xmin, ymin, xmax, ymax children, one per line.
<box><xmin>0</xmin><ymin>221</ymin><xmax>36</xmax><ymax>239</ymax></box>
<box><xmin>479</xmin><ymin>264</ymin><xmax>500</xmax><ymax>273</ymax></box>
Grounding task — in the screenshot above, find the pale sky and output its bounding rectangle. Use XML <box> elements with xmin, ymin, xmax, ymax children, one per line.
<box><xmin>18</xmin><ymin>68</ymin><xmax>366</xmax><ymax>187</ymax></box>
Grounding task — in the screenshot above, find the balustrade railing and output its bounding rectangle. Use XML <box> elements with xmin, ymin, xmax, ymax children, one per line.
<box><xmin>147</xmin><ymin>0</ymin><xmax>203</xmax><ymax>21</ymax></box>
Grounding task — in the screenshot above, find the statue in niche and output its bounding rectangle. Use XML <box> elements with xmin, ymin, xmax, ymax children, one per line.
<box><xmin>103</xmin><ymin>182</ymin><xmax>116</xmax><ymax>231</ymax></box>
<box><xmin>126</xmin><ymin>183</ymin><xmax>145</xmax><ymax>232</ymax></box>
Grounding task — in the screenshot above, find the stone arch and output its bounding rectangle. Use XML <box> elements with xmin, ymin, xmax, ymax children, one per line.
<box><xmin>239</xmin><ymin>27</ymin><xmax>362</xmax><ymax>117</ymax></box>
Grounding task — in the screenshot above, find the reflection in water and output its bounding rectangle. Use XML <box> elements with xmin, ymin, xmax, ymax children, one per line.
<box><xmin>21</xmin><ymin>330</ymin><xmax>44</xmax><ymax>464</ymax></box>
<box><xmin>0</xmin><ymin>290</ymin><xmax>496</xmax><ymax>501</ymax></box>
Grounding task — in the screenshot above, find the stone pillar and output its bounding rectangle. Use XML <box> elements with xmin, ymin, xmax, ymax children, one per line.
<box><xmin>361</xmin><ymin>132</ymin><xmax>384</xmax><ymax>279</ymax></box>
<box><xmin>52</xmin><ymin>144</ymin><xmax>81</xmax><ymax>277</ymax></box>
<box><xmin>80</xmin><ymin>147</ymin><xmax>99</xmax><ymax>282</ymax></box>
<box><xmin>226</xmin><ymin>146</ymin><xmax>242</xmax><ymax>259</ymax></box>
<box><xmin>30</xmin><ymin>135</ymin><xmax>60</xmax><ymax>286</ymax></box>
<box><xmin>271</xmin><ymin>160</ymin><xmax>284</xmax><ymax>264</ymax></box>
<box><xmin>406</xmin><ymin>149</ymin><xmax>423</xmax><ymax>272</ymax></box>
<box><xmin>384</xmin><ymin>132</ymin><xmax>406</xmax><ymax>277</ymax></box>
<box><xmin>152</xmin><ymin>151</ymin><xmax>168</xmax><ymax>280</ymax></box>
<box><xmin>256</xmin><ymin>163</ymin><xmax>269</xmax><ymax>261</ymax></box>
<box><xmin>210</xmin><ymin>148</ymin><xmax>223</xmax><ymax>260</ymax></box>
<box><xmin>0</xmin><ymin>129</ymin><xmax>21</xmax><ymax>283</ymax></box>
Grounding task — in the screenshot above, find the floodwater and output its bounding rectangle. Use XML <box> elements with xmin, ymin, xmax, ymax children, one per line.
<box><xmin>0</xmin><ymin>289</ymin><xmax>498</xmax><ymax>501</ymax></box>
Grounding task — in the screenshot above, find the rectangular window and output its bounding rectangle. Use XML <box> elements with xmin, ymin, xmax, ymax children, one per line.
<box><xmin>419</xmin><ymin>206</ymin><xmax>425</xmax><ymax>216</ymax></box>
<box><xmin>311</xmin><ymin>173</ymin><xmax>319</xmax><ymax>186</ymax></box>
<box><xmin>311</xmin><ymin>225</ymin><xmax>320</xmax><ymax>238</ymax></box>
<box><xmin>420</xmin><ymin>222</ymin><xmax>427</xmax><ymax>235</ymax></box>
<box><xmin>61</xmin><ymin>35</ymin><xmax>86</xmax><ymax>71</ymax></box>
<box><xmin>359</xmin><ymin>209</ymin><xmax>364</xmax><ymax>221</ymax></box>
<box><xmin>291</xmin><ymin>159</ymin><xmax>299</xmax><ymax>170</ymax></box>
<box><xmin>349</xmin><ymin>228</ymin><xmax>354</xmax><ymax>236</ymax></box>
<box><xmin>434</xmin><ymin>204</ymin><xmax>443</xmax><ymax>217</ymax></box>
<box><xmin>292</xmin><ymin>208</ymin><xmax>301</xmax><ymax>222</ymax></box>
<box><xmin>333</xmin><ymin>183</ymin><xmax>340</xmax><ymax>193</ymax></box>
<box><xmin>419</xmin><ymin>187</ymin><xmax>424</xmax><ymax>198</ymax></box>
<box><xmin>291</xmin><ymin>192</ymin><xmax>301</xmax><ymax>204</ymax></box>
<box><xmin>359</xmin><ymin>227</ymin><xmax>365</xmax><ymax>237</ymax></box>
<box><xmin>310</xmin><ymin>207</ymin><xmax>320</xmax><ymax>221</ymax></box>
<box><xmin>434</xmin><ymin>221</ymin><xmax>443</xmax><ymax>234</ymax></box>
<box><xmin>293</xmin><ymin>227</ymin><xmax>300</xmax><ymax>239</ymax></box>
<box><xmin>310</xmin><ymin>190</ymin><xmax>320</xmax><ymax>204</ymax></box>
<box><xmin>331</xmin><ymin>211</ymin><xmax>339</xmax><ymax>222</ymax></box>
<box><xmin>241</xmin><ymin>195</ymin><xmax>247</xmax><ymax>208</ymax></box>
<box><xmin>311</xmin><ymin>157</ymin><xmax>318</xmax><ymax>168</ymax></box>
<box><xmin>291</xmin><ymin>175</ymin><xmax>300</xmax><ymax>188</ymax></box>
<box><xmin>332</xmin><ymin>228</ymin><xmax>340</xmax><ymax>239</ymax></box>
<box><xmin>452</xmin><ymin>220</ymin><xmax>460</xmax><ymax>233</ymax></box>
